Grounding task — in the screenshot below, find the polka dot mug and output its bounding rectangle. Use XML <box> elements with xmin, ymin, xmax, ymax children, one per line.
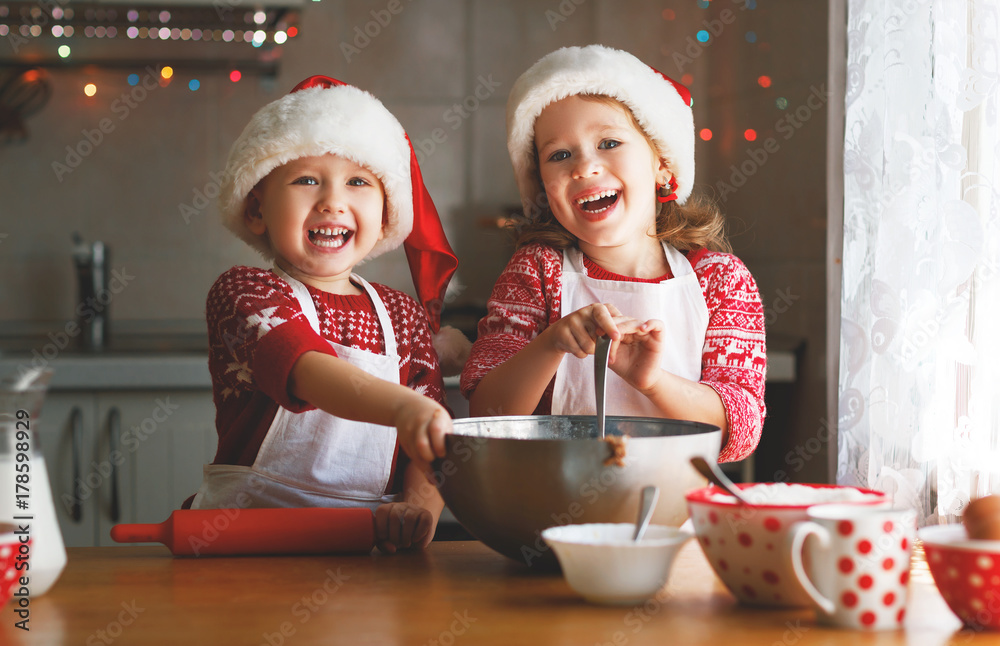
<box><xmin>789</xmin><ymin>505</ymin><xmax>916</xmax><ymax>630</ymax></box>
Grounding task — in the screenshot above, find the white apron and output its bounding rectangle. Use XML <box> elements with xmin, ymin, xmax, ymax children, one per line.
<box><xmin>192</xmin><ymin>267</ymin><xmax>402</xmax><ymax>510</ymax></box>
<box><xmin>551</xmin><ymin>242</ymin><xmax>710</xmax><ymax>417</ymax></box>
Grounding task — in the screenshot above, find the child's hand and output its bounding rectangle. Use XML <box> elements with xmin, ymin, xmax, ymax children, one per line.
<box><xmin>609</xmin><ymin>319</ymin><xmax>665</xmax><ymax>393</ymax></box>
<box><xmin>393</xmin><ymin>397</ymin><xmax>450</xmax><ymax>464</ymax></box>
<box><xmin>374</xmin><ymin>502</ymin><xmax>435</xmax><ymax>553</ymax></box>
<box><xmin>544</xmin><ymin>303</ymin><xmax>624</xmax><ymax>358</ymax></box>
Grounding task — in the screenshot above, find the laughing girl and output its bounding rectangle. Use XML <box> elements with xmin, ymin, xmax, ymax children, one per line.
<box><xmin>460</xmin><ymin>45</ymin><xmax>766</xmax><ymax>462</ymax></box>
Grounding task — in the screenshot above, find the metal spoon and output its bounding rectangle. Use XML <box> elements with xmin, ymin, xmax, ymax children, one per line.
<box><xmin>690</xmin><ymin>456</ymin><xmax>751</xmax><ymax>505</ymax></box>
<box><xmin>594</xmin><ymin>335</ymin><xmax>611</xmax><ymax>440</ymax></box>
<box><xmin>633</xmin><ymin>485</ymin><xmax>660</xmax><ymax>542</ymax></box>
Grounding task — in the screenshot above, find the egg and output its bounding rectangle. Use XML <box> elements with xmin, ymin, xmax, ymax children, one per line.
<box><xmin>963</xmin><ymin>494</ymin><xmax>1000</xmax><ymax>540</ymax></box>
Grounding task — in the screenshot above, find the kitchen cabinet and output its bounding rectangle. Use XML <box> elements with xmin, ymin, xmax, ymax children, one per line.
<box><xmin>36</xmin><ymin>390</ymin><xmax>217</xmax><ymax>547</ymax></box>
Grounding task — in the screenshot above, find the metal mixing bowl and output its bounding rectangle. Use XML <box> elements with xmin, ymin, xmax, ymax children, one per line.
<box><xmin>434</xmin><ymin>415</ymin><xmax>721</xmax><ymax>569</ymax></box>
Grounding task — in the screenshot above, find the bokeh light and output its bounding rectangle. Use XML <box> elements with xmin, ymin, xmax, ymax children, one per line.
<box><xmin>699</xmin><ymin>128</ymin><xmax>713</xmax><ymax>141</ymax></box>
<box><xmin>84</xmin><ymin>83</ymin><xmax>97</xmax><ymax>97</ymax></box>
<box><xmin>757</xmin><ymin>75</ymin><xmax>772</xmax><ymax>88</ymax></box>
<box><xmin>744</xmin><ymin>129</ymin><xmax>757</xmax><ymax>142</ymax></box>
<box><xmin>229</xmin><ymin>70</ymin><xmax>242</xmax><ymax>82</ymax></box>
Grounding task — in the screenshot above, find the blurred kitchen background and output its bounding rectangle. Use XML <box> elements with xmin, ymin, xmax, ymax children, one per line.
<box><xmin>0</xmin><ymin>0</ymin><xmax>829</xmax><ymax>506</ymax></box>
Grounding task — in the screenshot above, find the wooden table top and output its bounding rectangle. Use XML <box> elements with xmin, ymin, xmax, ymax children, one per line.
<box><xmin>1</xmin><ymin>540</ymin><xmax>995</xmax><ymax>645</ymax></box>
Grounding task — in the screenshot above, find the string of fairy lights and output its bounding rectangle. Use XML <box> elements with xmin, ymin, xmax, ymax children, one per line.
<box><xmin>0</xmin><ymin>1</ymin><xmax>299</xmax><ymax>93</ymax></box>
<box><xmin>662</xmin><ymin>0</ymin><xmax>789</xmax><ymax>145</ymax></box>
<box><xmin>2</xmin><ymin>0</ymin><xmax>789</xmax><ymax>111</ymax></box>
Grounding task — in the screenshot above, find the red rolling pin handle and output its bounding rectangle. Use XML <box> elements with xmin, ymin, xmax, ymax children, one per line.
<box><xmin>111</xmin><ymin>508</ymin><xmax>375</xmax><ymax>556</ymax></box>
<box><xmin>110</xmin><ymin>522</ymin><xmax>170</xmax><ymax>546</ymax></box>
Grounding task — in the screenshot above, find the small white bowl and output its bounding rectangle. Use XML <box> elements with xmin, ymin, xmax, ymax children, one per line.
<box><xmin>541</xmin><ymin>523</ymin><xmax>694</xmax><ymax>605</ymax></box>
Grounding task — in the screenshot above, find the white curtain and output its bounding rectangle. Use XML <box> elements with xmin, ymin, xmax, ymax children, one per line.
<box><xmin>839</xmin><ymin>0</ymin><xmax>1000</xmax><ymax>525</ymax></box>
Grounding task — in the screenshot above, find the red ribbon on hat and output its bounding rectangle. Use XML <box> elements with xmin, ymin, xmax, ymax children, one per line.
<box><xmin>401</xmin><ymin>137</ymin><xmax>458</xmax><ymax>333</ymax></box>
<box><xmin>648</xmin><ymin>66</ymin><xmax>693</xmax><ymax>108</ymax></box>
<box><xmin>288</xmin><ymin>76</ymin><xmax>458</xmax><ymax>333</ymax></box>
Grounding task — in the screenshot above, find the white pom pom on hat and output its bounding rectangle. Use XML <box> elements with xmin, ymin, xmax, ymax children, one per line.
<box><xmin>218</xmin><ymin>75</ymin><xmax>459</xmax><ymax>338</ymax></box>
<box><xmin>506</xmin><ymin>44</ymin><xmax>696</xmax><ymax>214</ymax></box>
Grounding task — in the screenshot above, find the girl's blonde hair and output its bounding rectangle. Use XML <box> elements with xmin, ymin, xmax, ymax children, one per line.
<box><xmin>513</xmin><ymin>94</ymin><xmax>731</xmax><ymax>254</ymax></box>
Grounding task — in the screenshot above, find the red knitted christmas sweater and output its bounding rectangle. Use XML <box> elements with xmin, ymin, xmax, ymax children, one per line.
<box><xmin>460</xmin><ymin>244</ymin><xmax>767</xmax><ymax>462</ymax></box>
<box><xmin>205</xmin><ymin>266</ymin><xmax>447</xmax><ymax>484</ymax></box>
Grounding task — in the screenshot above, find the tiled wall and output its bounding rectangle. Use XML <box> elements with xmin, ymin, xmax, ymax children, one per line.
<box><xmin>0</xmin><ymin>0</ymin><xmax>831</xmax><ymax>481</ymax></box>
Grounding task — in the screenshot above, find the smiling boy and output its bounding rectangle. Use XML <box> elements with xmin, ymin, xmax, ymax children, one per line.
<box><xmin>190</xmin><ymin>76</ymin><xmax>462</xmax><ymax>553</ymax></box>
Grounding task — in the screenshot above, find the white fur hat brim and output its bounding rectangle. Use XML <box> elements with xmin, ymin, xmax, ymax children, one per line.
<box><xmin>219</xmin><ymin>84</ymin><xmax>412</xmax><ymax>260</ymax></box>
<box><xmin>507</xmin><ymin>44</ymin><xmax>695</xmax><ymax>213</ymax></box>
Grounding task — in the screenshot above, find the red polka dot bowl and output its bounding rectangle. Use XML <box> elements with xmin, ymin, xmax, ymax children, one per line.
<box><xmin>919</xmin><ymin>524</ymin><xmax>1000</xmax><ymax>630</ymax></box>
<box><xmin>684</xmin><ymin>483</ymin><xmax>888</xmax><ymax>607</ymax></box>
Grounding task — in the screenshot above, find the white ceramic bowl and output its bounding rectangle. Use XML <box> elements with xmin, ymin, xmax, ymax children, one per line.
<box><xmin>541</xmin><ymin>523</ymin><xmax>694</xmax><ymax>605</ymax></box>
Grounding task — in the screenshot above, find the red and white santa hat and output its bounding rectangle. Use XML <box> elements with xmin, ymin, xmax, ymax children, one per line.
<box><xmin>506</xmin><ymin>44</ymin><xmax>695</xmax><ymax>212</ymax></box>
<box><xmin>219</xmin><ymin>76</ymin><xmax>459</xmax><ymax>340</ymax></box>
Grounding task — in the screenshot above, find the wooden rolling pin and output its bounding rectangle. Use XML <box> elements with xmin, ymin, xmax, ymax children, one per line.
<box><xmin>111</xmin><ymin>507</ymin><xmax>375</xmax><ymax>556</ymax></box>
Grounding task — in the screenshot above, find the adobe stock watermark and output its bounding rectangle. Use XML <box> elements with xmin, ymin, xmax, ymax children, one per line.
<box><xmin>671</xmin><ymin>0</ymin><xmax>750</xmax><ymax>73</ymax></box>
<box><xmin>52</xmin><ymin>67</ymin><xmax>163</xmax><ymax>182</ymax></box>
<box><xmin>16</xmin><ymin>267</ymin><xmax>135</xmax><ymax>378</ymax></box>
<box><xmin>715</xmin><ymin>84</ymin><xmax>832</xmax><ymax>202</ymax></box>
<box><xmin>421</xmin><ymin>611</ymin><xmax>477</xmax><ymax>646</ymax></box>
<box><xmin>520</xmin><ymin>462</ymin><xmax>626</xmax><ymax>566</ymax></box>
<box><xmin>544</xmin><ymin>0</ymin><xmax>587</xmax><ymax>31</ymax></box>
<box><xmin>59</xmin><ymin>397</ymin><xmax>180</xmax><ymax>515</ymax></box>
<box><xmin>764</xmin><ymin>288</ymin><xmax>799</xmax><ymax>327</ymax></box>
<box><xmin>726</xmin><ymin>415</ymin><xmax>837</xmax><ymax>532</ymax></box>
<box><xmin>889</xmin><ymin>256</ymin><xmax>999</xmax><ymax>366</ymax></box>
<box><xmin>178</xmin><ymin>170</ymin><xmax>227</xmax><ymax>224</ymax></box>
<box><xmin>185</xmin><ymin>477</ymin><xmax>273</xmax><ymax>555</ymax></box>
<box><xmin>340</xmin><ymin>0</ymin><xmax>413</xmax><ymax>62</ymax></box>
<box><xmin>594</xmin><ymin>586</ymin><xmax>676</xmax><ymax>646</ymax></box>
<box><xmin>5</xmin><ymin>0</ymin><xmax>70</xmax><ymax>54</ymax></box>
<box><xmin>179</xmin><ymin>128</ymin><xmax>280</xmax><ymax>224</ymax></box>
<box><xmin>259</xmin><ymin>567</ymin><xmax>351</xmax><ymax>646</ymax></box>
<box><xmin>412</xmin><ymin>73</ymin><xmax>502</xmax><ymax>165</ymax></box>
<box><xmin>596</xmin><ymin>594</ymin><xmax>809</xmax><ymax>646</ymax></box>
<box><xmin>211</xmin><ymin>0</ymin><xmax>257</xmax><ymax>21</ymax></box>
<box><xmin>84</xmin><ymin>600</ymin><xmax>144</xmax><ymax>646</ymax></box>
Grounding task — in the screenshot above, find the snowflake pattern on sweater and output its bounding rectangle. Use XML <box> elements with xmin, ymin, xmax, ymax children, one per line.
<box><xmin>206</xmin><ymin>265</ymin><xmax>447</xmax><ymax>468</ymax></box>
<box><xmin>459</xmin><ymin>244</ymin><xmax>766</xmax><ymax>462</ymax></box>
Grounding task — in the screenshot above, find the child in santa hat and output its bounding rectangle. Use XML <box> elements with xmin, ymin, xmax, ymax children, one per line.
<box><xmin>461</xmin><ymin>45</ymin><xmax>767</xmax><ymax>463</ymax></box>
<box><xmin>190</xmin><ymin>76</ymin><xmax>466</xmax><ymax>553</ymax></box>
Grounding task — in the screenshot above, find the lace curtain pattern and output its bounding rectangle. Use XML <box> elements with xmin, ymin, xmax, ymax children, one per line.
<box><xmin>839</xmin><ymin>0</ymin><xmax>1000</xmax><ymax>525</ymax></box>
